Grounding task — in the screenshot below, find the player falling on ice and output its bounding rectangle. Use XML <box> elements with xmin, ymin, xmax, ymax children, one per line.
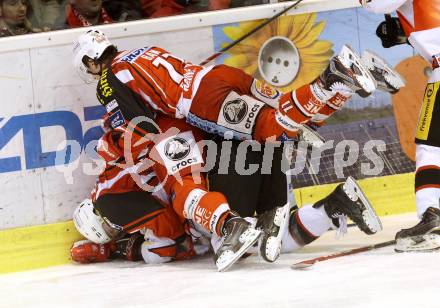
<box><xmin>360</xmin><ymin>0</ymin><xmax>440</xmax><ymax>252</ymax></box>
<box><xmin>70</xmin><ymin>118</ymin><xmax>383</xmax><ymax>269</ymax></box>
<box><xmin>71</xmin><ymin>27</ymin><xmax>403</xmax><ymax>268</ymax></box>
<box><xmin>72</xmin><ymin>28</ymin><xmax>401</xmax><ymax>147</ymax></box>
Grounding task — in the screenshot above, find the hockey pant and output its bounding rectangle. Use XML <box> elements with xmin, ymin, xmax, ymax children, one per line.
<box><xmin>207</xmin><ymin>138</ymin><xmax>292</xmax><ymax>217</ymax></box>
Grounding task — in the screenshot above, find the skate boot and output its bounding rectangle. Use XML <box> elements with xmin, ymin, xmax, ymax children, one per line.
<box><xmin>395</xmin><ymin>207</ymin><xmax>440</xmax><ymax>252</ymax></box>
<box><xmin>319</xmin><ymin>45</ymin><xmax>377</xmax><ymax>98</ymax></box>
<box><xmin>214</xmin><ymin>213</ymin><xmax>262</xmax><ymax>272</ymax></box>
<box><xmin>256</xmin><ymin>203</ymin><xmax>290</xmax><ymax>262</ymax></box>
<box><xmin>313</xmin><ymin>176</ymin><xmax>382</xmax><ymax>235</ymax></box>
<box><xmin>361</xmin><ymin>50</ymin><xmax>405</xmax><ymax>94</ymax></box>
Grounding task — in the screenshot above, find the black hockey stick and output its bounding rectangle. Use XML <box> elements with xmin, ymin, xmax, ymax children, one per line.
<box><xmin>291</xmin><ymin>240</ymin><xmax>396</xmax><ymax>269</ymax></box>
<box><xmin>199</xmin><ymin>0</ymin><xmax>305</xmax><ymax>66</ymax></box>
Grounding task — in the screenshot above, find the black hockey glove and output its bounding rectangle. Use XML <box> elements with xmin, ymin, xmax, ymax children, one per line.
<box><xmin>376</xmin><ymin>14</ymin><xmax>408</xmax><ymax>48</ymax></box>
<box><xmin>114</xmin><ymin>233</ymin><xmax>144</xmax><ymax>261</ymax></box>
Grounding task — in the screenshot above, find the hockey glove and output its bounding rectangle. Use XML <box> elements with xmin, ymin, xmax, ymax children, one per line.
<box><xmin>71</xmin><ymin>240</ymin><xmax>116</xmax><ymax>263</ymax></box>
<box><xmin>376</xmin><ymin>14</ymin><xmax>408</xmax><ymax>48</ymax></box>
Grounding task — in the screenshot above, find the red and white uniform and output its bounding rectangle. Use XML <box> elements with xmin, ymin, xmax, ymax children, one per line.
<box><xmin>94</xmin><ymin>115</ymin><xmax>233</xmax><ymax>237</ymax></box>
<box><xmin>109</xmin><ymin>47</ymin><xmax>341</xmax><ymax>142</ymax></box>
<box><xmin>112</xmin><ymin>47</ymin><xmax>211</xmax><ymax>118</ymax></box>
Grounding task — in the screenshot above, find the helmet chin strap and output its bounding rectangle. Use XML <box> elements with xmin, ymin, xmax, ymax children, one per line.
<box><xmin>84</xmin><ymin>62</ymin><xmax>105</xmax><ymax>82</ymax></box>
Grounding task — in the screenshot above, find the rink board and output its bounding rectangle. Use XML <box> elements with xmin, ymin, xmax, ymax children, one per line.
<box><xmin>0</xmin><ymin>172</ymin><xmax>415</xmax><ymax>274</ymax></box>
<box><xmin>0</xmin><ymin>0</ymin><xmax>361</xmax><ymax>231</ymax></box>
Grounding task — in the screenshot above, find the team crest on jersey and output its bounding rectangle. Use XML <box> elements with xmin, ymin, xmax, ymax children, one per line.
<box><xmin>223</xmin><ymin>99</ymin><xmax>248</xmax><ymax>124</ymax></box>
<box><xmin>254</xmin><ymin>80</ymin><xmax>280</xmax><ymax>99</ymax></box>
<box><xmin>164</xmin><ymin>137</ymin><xmax>191</xmax><ymax>161</ymax></box>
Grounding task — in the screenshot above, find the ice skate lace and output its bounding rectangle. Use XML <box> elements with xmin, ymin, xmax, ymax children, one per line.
<box><xmin>331</xmin><ymin>213</ymin><xmax>348</xmax><ymax>239</ymax></box>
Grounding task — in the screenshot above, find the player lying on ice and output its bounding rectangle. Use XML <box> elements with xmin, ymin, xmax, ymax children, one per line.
<box><xmin>70</xmin><ymin>116</ymin><xmax>382</xmax><ymax>270</ymax></box>
<box><xmin>360</xmin><ymin>0</ymin><xmax>440</xmax><ymax>252</ymax></box>
<box><xmin>70</xmin><ymin>26</ymin><xmax>404</xmax><ymax>270</ymax></box>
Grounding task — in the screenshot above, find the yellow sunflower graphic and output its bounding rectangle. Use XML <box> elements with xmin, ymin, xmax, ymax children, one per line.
<box><xmin>221</xmin><ymin>13</ymin><xmax>333</xmax><ymax>92</ymax></box>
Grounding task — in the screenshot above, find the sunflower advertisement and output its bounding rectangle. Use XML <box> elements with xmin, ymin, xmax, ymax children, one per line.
<box><xmin>212</xmin><ymin>8</ymin><xmax>420</xmax><ymax>188</ymax></box>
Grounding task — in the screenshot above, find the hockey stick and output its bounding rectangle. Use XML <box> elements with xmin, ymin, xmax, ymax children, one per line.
<box><xmin>199</xmin><ymin>0</ymin><xmax>305</xmax><ymax>66</ymax></box>
<box><xmin>291</xmin><ymin>240</ymin><xmax>396</xmax><ymax>269</ymax></box>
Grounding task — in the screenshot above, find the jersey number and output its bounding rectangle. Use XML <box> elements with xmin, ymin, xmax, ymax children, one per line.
<box><xmin>152</xmin><ymin>54</ymin><xmax>184</xmax><ymax>85</ymax></box>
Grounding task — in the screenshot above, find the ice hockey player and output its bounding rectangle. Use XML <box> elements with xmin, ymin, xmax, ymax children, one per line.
<box><xmin>360</xmin><ymin>0</ymin><xmax>440</xmax><ymax>252</ymax></box>
<box><xmin>207</xmin><ymin>138</ymin><xmax>382</xmax><ymax>259</ymax></box>
<box><xmin>72</xmin><ymin>28</ymin><xmax>398</xmax><ymax>147</ymax></box>
<box><xmin>70</xmin><ymin>28</ymin><xmax>398</xmax><ymax>264</ymax></box>
<box><xmin>72</xmin><ymin>114</ymin><xmax>296</xmax><ymax>272</ymax></box>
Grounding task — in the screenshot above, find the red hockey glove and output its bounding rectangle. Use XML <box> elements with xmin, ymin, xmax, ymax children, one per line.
<box><xmin>70</xmin><ymin>240</ymin><xmax>116</xmax><ymax>264</ymax></box>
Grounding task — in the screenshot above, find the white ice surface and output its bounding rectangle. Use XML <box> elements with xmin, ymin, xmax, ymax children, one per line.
<box><xmin>1</xmin><ymin>213</ymin><xmax>439</xmax><ymax>308</ymax></box>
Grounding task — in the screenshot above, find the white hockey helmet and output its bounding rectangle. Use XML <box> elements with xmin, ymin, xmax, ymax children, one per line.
<box><xmin>72</xmin><ymin>28</ymin><xmax>114</xmax><ymax>83</ymax></box>
<box><xmin>73</xmin><ymin>199</ymin><xmax>112</xmax><ymax>244</ymax></box>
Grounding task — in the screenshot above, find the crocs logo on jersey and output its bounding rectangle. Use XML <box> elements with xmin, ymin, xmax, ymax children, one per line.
<box><xmin>245</xmin><ymin>104</ymin><xmax>262</xmax><ymax>129</ymax></box>
<box><xmin>304</xmin><ymin>96</ymin><xmax>326</xmax><ymax>115</ymax></box>
<box><xmin>164</xmin><ymin>137</ymin><xmax>191</xmax><ymax>161</ymax></box>
<box><xmin>223</xmin><ymin>99</ymin><xmax>248</xmax><ymax>124</ymax></box>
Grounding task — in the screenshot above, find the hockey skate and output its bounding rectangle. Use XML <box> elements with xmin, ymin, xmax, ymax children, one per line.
<box><xmin>361</xmin><ymin>50</ymin><xmax>405</xmax><ymax>94</ymax></box>
<box><xmin>256</xmin><ymin>203</ymin><xmax>290</xmax><ymax>262</ymax></box>
<box><xmin>314</xmin><ymin>176</ymin><xmax>382</xmax><ymax>235</ymax></box>
<box><xmin>395</xmin><ymin>207</ymin><xmax>440</xmax><ymax>252</ymax></box>
<box><xmin>319</xmin><ymin>45</ymin><xmax>377</xmax><ymax>97</ymax></box>
<box><xmin>214</xmin><ymin>214</ymin><xmax>262</xmax><ymax>272</ymax></box>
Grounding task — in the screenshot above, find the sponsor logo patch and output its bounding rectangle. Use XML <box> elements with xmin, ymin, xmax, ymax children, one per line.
<box><xmin>109</xmin><ymin>110</ymin><xmax>125</xmax><ymax>129</ymax></box>
<box><xmin>99</xmin><ymin>68</ymin><xmax>113</xmax><ymax>98</ymax></box>
<box><xmin>416</xmin><ymin>82</ymin><xmax>439</xmax><ymax>140</ymax></box>
<box><xmin>194</xmin><ymin>206</ymin><xmax>212</xmax><ymax>231</ymax></box>
<box><xmin>105</xmin><ymin>99</ymin><xmax>118</xmax><ymax>113</ymax></box>
<box><xmin>223</xmin><ymin>99</ymin><xmax>248</xmax><ymax>124</ymax></box>
<box><xmin>217</xmin><ymin>92</ymin><xmax>264</xmax><ymax>136</ymax></box>
<box><xmin>121</xmin><ymin>47</ymin><xmax>149</xmax><ymax>63</ymax></box>
<box><xmin>157</xmin><ymin>131</ymin><xmax>203</xmax><ymax>174</ymax></box>
<box><xmin>164</xmin><ymin>137</ymin><xmax>191</xmax><ymax>161</ymax></box>
<box><xmin>254</xmin><ymin>80</ymin><xmax>280</xmax><ymax>99</ymax></box>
